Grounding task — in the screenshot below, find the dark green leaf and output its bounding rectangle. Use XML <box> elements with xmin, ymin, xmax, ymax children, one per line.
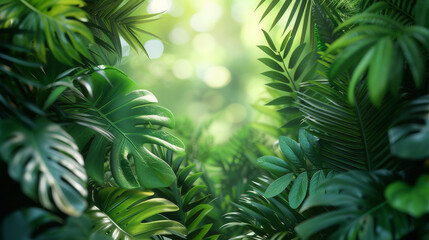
<box><xmin>289</xmin><ymin>172</ymin><xmax>308</xmax><ymax>209</ymax></box>
<box><xmin>265</xmin><ymin>173</ymin><xmax>294</xmax><ymax>198</ymax></box>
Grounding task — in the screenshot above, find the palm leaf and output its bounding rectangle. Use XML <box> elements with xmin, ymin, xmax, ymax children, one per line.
<box><xmin>296</xmin><ymin>170</ymin><xmax>413</xmax><ymax>240</ymax></box>
<box><xmin>87</xmin><ymin>187</ymin><xmax>186</xmax><ymax>240</ymax></box>
<box><xmin>223</xmin><ymin>176</ymin><xmax>304</xmax><ymax>239</ymax></box>
<box><xmin>259</xmin><ymin>30</ymin><xmax>318</xmax><ymax>132</ymax></box>
<box><xmin>298</xmin><ymin>77</ymin><xmax>401</xmax><ymax>171</ymax></box>
<box><xmin>0</xmin><ymin>118</ymin><xmax>87</xmax><ymax>216</ymax></box>
<box><xmin>151</xmin><ymin>148</ymin><xmax>219</xmax><ymax>240</ymax></box>
<box><xmin>257</xmin><ymin>129</ymin><xmax>331</xmax><ymax>209</ymax></box>
<box><xmin>326</xmin><ymin>3</ymin><xmax>429</xmax><ymax>106</ymax></box>
<box><xmin>64</xmin><ymin>66</ymin><xmax>185</xmax><ymax>189</ymax></box>
<box><xmin>0</xmin><ymin>0</ymin><xmax>94</xmax><ymax>65</ymax></box>
<box><xmin>84</xmin><ymin>0</ymin><xmax>161</xmax><ymax>61</ymax></box>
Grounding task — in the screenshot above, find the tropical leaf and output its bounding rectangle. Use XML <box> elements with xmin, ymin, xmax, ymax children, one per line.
<box><xmin>0</xmin><ymin>118</ymin><xmax>87</xmax><ymax>216</ymax></box>
<box><xmin>63</xmin><ymin>66</ymin><xmax>185</xmax><ymax>189</ymax></box>
<box><xmin>296</xmin><ymin>170</ymin><xmax>413</xmax><ymax>240</ymax></box>
<box><xmin>326</xmin><ymin>3</ymin><xmax>429</xmax><ymax>105</ymax></box>
<box><xmin>257</xmin><ymin>129</ymin><xmax>327</xmax><ymax>209</ymax></box>
<box><xmin>1</xmin><ymin>208</ymin><xmax>112</xmax><ymax>240</ymax></box>
<box><xmin>298</xmin><ymin>76</ymin><xmax>401</xmax><ymax>171</ymax></box>
<box><xmin>223</xmin><ymin>176</ymin><xmax>303</xmax><ymax>240</ymax></box>
<box><xmin>258</xmin><ymin>30</ymin><xmax>318</xmax><ymax>131</ymax></box>
<box><xmin>87</xmin><ymin>186</ymin><xmax>187</xmax><ymax>240</ymax></box>
<box><xmin>151</xmin><ymin>148</ymin><xmax>220</xmax><ymax>240</ymax></box>
<box><xmin>0</xmin><ymin>0</ymin><xmax>94</xmax><ymax>65</ymax></box>
<box><xmin>389</xmin><ymin>95</ymin><xmax>429</xmax><ymax>160</ymax></box>
<box><xmin>84</xmin><ymin>0</ymin><xmax>161</xmax><ymax>62</ymax></box>
<box><xmin>385</xmin><ymin>175</ymin><xmax>429</xmax><ymax>218</ymax></box>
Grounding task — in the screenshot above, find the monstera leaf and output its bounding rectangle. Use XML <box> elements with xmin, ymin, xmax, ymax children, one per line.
<box><xmin>0</xmin><ymin>118</ymin><xmax>87</xmax><ymax>216</ymax></box>
<box><xmin>296</xmin><ymin>170</ymin><xmax>413</xmax><ymax>240</ymax></box>
<box><xmin>389</xmin><ymin>95</ymin><xmax>429</xmax><ymax>160</ymax></box>
<box><xmin>65</xmin><ymin>66</ymin><xmax>185</xmax><ymax>189</ymax></box>
<box><xmin>87</xmin><ymin>187</ymin><xmax>187</xmax><ymax>239</ymax></box>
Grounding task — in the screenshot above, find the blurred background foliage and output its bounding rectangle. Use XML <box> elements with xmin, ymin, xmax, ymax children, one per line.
<box><xmin>117</xmin><ymin>0</ymin><xmax>286</xmax><ymax>143</ymax></box>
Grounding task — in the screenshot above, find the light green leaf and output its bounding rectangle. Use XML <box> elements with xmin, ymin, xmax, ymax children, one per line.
<box><xmin>368</xmin><ymin>37</ymin><xmax>393</xmax><ymax>106</ymax></box>
<box><xmin>385</xmin><ymin>175</ymin><xmax>429</xmax><ymax>218</ymax></box>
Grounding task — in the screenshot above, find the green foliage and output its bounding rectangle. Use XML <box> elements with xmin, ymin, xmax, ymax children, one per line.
<box><xmin>0</xmin><ymin>0</ymin><xmax>94</xmax><ymax>65</ymax></box>
<box><xmin>151</xmin><ymin>148</ymin><xmax>220</xmax><ymax>240</ymax></box>
<box><xmin>84</xmin><ymin>0</ymin><xmax>161</xmax><ymax>64</ymax></box>
<box><xmin>1</xmin><ymin>208</ymin><xmax>112</xmax><ymax>240</ymax></box>
<box><xmin>257</xmin><ymin>129</ymin><xmax>328</xmax><ymax>209</ymax></box>
<box><xmin>63</xmin><ymin>66</ymin><xmax>185</xmax><ymax>189</ymax></box>
<box><xmin>326</xmin><ymin>1</ymin><xmax>429</xmax><ymax>105</ymax></box>
<box><xmin>389</xmin><ymin>95</ymin><xmax>429</xmax><ymax>160</ymax></box>
<box><xmin>0</xmin><ymin>118</ymin><xmax>87</xmax><ymax>216</ymax></box>
<box><xmin>296</xmin><ymin>170</ymin><xmax>413</xmax><ymax>240</ymax></box>
<box><xmin>258</xmin><ymin>30</ymin><xmax>318</xmax><ymax>131</ymax></box>
<box><xmin>385</xmin><ymin>175</ymin><xmax>429</xmax><ymax>218</ymax></box>
<box><xmin>298</xmin><ymin>77</ymin><xmax>400</xmax><ymax>171</ymax></box>
<box><xmin>87</xmin><ymin>186</ymin><xmax>186</xmax><ymax>239</ymax></box>
<box><xmin>224</xmin><ymin>176</ymin><xmax>304</xmax><ymax>239</ymax></box>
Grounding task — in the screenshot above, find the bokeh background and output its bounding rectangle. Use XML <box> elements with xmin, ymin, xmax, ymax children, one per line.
<box><xmin>119</xmin><ymin>0</ymin><xmax>280</xmax><ymax>143</ymax></box>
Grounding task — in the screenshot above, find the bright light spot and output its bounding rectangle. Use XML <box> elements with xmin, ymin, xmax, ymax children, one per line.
<box><xmin>241</xmin><ymin>18</ymin><xmax>262</xmax><ymax>47</ymax></box>
<box><xmin>147</xmin><ymin>0</ymin><xmax>172</xmax><ymax>14</ymax></box>
<box><xmin>120</xmin><ymin>37</ymin><xmax>130</xmax><ymax>57</ymax></box>
<box><xmin>169</xmin><ymin>1</ymin><xmax>184</xmax><ymax>17</ymax></box>
<box><xmin>208</xmin><ymin>120</ymin><xmax>232</xmax><ymax>143</ymax></box>
<box><xmin>203</xmin><ymin>66</ymin><xmax>231</xmax><ymax>88</ymax></box>
<box><xmin>231</xmin><ymin>0</ymin><xmax>252</xmax><ymax>23</ymax></box>
<box><xmin>225</xmin><ymin>103</ymin><xmax>247</xmax><ymax>123</ymax></box>
<box><xmin>193</xmin><ymin>33</ymin><xmax>216</xmax><ymax>53</ymax></box>
<box><xmin>144</xmin><ymin>39</ymin><xmax>164</xmax><ymax>59</ymax></box>
<box><xmin>173</xmin><ymin>59</ymin><xmax>193</xmax><ymax>79</ymax></box>
<box><xmin>190</xmin><ymin>2</ymin><xmax>223</xmax><ymax>32</ymax></box>
<box><xmin>169</xmin><ymin>27</ymin><xmax>190</xmax><ymax>45</ymax></box>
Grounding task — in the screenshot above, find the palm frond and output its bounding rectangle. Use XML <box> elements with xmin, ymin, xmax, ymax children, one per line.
<box><xmin>223</xmin><ymin>176</ymin><xmax>304</xmax><ymax>239</ymax></box>
<box><xmin>258</xmin><ymin>30</ymin><xmax>318</xmax><ymax>131</ymax></box>
<box><xmin>0</xmin><ymin>0</ymin><xmax>94</xmax><ymax>65</ymax></box>
<box><xmin>84</xmin><ymin>0</ymin><xmax>161</xmax><ymax>62</ymax></box>
<box><xmin>298</xmin><ymin>71</ymin><xmax>402</xmax><ymax>171</ymax></box>
<box><xmin>151</xmin><ymin>148</ymin><xmax>220</xmax><ymax>240</ymax></box>
<box><xmin>87</xmin><ymin>186</ymin><xmax>186</xmax><ymax>240</ymax></box>
<box><xmin>296</xmin><ymin>170</ymin><xmax>413</xmax><ymax>240</ymax></box>
<box><xmin>326</xmin><ymin>2</ymin><xmax>429</xmax><ymax>105</ymax></box>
